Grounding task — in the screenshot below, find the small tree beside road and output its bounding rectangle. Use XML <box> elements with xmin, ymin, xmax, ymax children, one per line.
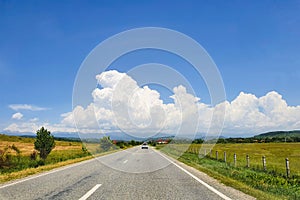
<box><xmin>34</xmin><ymin>127</ymin><xmax>55</xmax><ymax>160</ymax></box>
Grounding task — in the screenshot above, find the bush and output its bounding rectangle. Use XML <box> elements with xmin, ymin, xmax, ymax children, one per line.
<box><xmin>81</xmin><ymin>144</ymin><xmax>88</xmax><ymax>154</ymax></box>
<box><xmin>37</xmin><ymin>159</ymin><xmax>45</xmax><ymax>166</ymax></box>
<box><xmin>30</xmin><ymin>151</ymin><xmax>38</xmax><ymax>160</ymax></box>
<box><xmin>0</xmin><ymin>145</ymin><xmax>21</xmax><ymax>168</ymax></box>
<box><xmin>11</xmin><ymin>144</ymin><xmax>21</xmax><ymax>155</ymax></box>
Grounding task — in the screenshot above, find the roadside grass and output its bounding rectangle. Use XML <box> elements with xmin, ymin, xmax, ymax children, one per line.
<box><xmin>0</xmin><ymin>134</ymin><xmax>122</xmax><ymax>183</ymax></box>
<box><xmin>167</xmin><ymin>143</ymin><xmax>300</xmax><ymax>176</ymax></box>
<box><xmin>0</xmin><ymin>149</ymin><xmax>120</xmax><ymax>184</ymax></box>
<box><xmin>198</xmin><ymin>143</ymin><xmax>300</xmax><ymax>176</ymax></box>
<box><xmin>0</xmin><ymin>148</ymin><xmax>92</xmax><ymax>174</ymax></box>
<box><xmin>158</xmin><ymin>144</ymin><xmax>300</xmax><ymax>200</ymax></box>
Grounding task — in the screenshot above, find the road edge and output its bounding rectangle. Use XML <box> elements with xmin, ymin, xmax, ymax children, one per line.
<box><xmin>0</xmin><ymin>149</ymin><xmax>123</xmax><ymax>187</ymax></box>
<box><xmin>155</xmin><ymin>148</ymin><xmax>256</xmax><ymax>200</ymax></box>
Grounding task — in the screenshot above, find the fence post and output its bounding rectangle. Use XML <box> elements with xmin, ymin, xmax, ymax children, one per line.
<box><xmin>224</xmin><ymin>151</ymin><xmax>227</xmax><ymax>163</ymax></box>
<box><xmin>286</xmin><ymin>158</ymin><xmax>290</xmax><ymax>178</ymax></box>
<box><xmin>204</xmin><ymin>149</ymin><xmax>207</xmax><ymax>157</ymax></box>
<box><xmin>234</xmin><ymin>153</ymin><xmax>237</xmax><ymax>167</ymax></box>
<box><xmin>216</xmin><ymin>151</ymin><xmax>218</xmax><ymax>160</ymax></box>
<box><xmin>246</xmin><ymin>154</ymin><xmax>250</xmax><ymax>168</ymax></box>
<box><xmin>262</xmin><ymin>156</ymin><xmax>266</xmax><ymax>171</ymax></box>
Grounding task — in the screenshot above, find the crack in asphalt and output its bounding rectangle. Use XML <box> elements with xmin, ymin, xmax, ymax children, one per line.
<box><xmin>35</xmin><ymin>175</ymin><xmax>93</xmax><ymax>200</ymax></box>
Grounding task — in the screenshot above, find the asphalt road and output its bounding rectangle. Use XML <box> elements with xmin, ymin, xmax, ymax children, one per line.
<box><xmin>0</xmin><ymin>146</ymin><xmax>254</xmax><ymax>200</ymax></box>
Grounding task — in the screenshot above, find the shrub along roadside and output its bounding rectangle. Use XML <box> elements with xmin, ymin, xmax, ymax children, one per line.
<box><xmin>158</xmin><ymin>145</ymin><xmax>300</xmax><ymax>200</ymax></box>
<box><xmin>0</xmin><ymin>148</ymin><xmax>91</xmax><ymax>174</ymax></box>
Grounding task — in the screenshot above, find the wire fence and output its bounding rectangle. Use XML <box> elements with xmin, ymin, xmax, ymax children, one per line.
<box><xmin>166</xmin><ymin>143</ymin><xmax>300</xmax><ymax>178</ymax></box>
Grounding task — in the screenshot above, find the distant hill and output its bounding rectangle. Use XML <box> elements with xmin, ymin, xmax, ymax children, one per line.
<box><xmin>0</xmin><ymin>133</ymin><xmax>35</xmax><ymax>143</ymax></box>
<box><xmin>1</xmin><ymin>131</ymin><xmax>175</xmax><ymax>142</ymax></box>
<box><xmin>0</xmin><ymin>133</ymin><xmax>82</xmax><ymax>143</ymax></box>
<box><xmin>254</xmin><ymin>130</ymin><xmax>300</xmax><ymax>138</ymax></box>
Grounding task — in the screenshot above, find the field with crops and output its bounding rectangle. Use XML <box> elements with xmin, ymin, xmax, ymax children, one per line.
<box><xmin>0</xmin><ymin>136</ymin><xmax>83</xmax><ymax>156</ymax></box>
<box><xmin>0</xmin><ymin>134</ymin><xmax>98</xmax><ymax>174</ymax></box>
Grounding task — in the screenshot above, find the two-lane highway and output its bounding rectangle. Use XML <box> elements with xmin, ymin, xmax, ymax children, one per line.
<box><xmin>0</xmin><ymin>146</ymin><xmax>254</xmax><ymax>200</ymax></box>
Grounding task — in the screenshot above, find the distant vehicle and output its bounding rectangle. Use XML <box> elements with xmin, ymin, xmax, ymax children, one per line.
<box><xmin>141</xmin><ymin>142</ymin><xmax>148</xmax><ymax>149</ymax></box>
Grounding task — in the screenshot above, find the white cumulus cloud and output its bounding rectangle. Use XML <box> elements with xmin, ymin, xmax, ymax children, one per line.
<box><xmin>4</xmin><ymin>70</ymin><xmax>300</xmax><ymax>137</ymax></box>
<box><xmin>60</xmin><ymin>70</ymin><xmax>300</xmax><ymax>136</ymax></box>
<box><xmin>11</xmin><ymin>112</ymin><xmax>23</xmax><ymax>120</ymax></box>
<box><xmin>220</xmin><ymin>91</ymin><xmax>300</xmax><ymax>135</ymax></box>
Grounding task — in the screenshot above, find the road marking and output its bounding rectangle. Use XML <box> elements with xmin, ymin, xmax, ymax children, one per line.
<box><xmin>156</xmin><ymin>150</ymin><xmax>232</xmax><ymax>200</ymax></box>
<box><xmin>79</xmin><ymin>184</ymin><xmax>102</xmax><ymax>200</ymax></box>
<box><xmin>123</xmin><ymin>159</ymin><xmax>128</xmax><ymax>164</ymax></box>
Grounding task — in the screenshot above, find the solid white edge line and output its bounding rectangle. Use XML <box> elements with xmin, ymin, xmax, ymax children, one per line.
<box><xmin>0</xmin><ymin>150</ymin><xmax>119</xmax><ymax>189</ymax></box>
<box><xmin>78</xmin><ymin>184</ymin><xmax>102</xmax><ymax>200</ymax></box>
<box><xmin>156</xmin><ymin>150</ymin><xmax>232</xmax><ymax>200</ymax></box>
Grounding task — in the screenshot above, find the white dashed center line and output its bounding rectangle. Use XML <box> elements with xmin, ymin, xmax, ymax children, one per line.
<box><xmin>79</xmin><ymin>184</ymin><xmax>102</xmax><ymax>200</ymax></box>
<box><xmin>123</xmin><ymin>159</ymin><xmax>128</xmax><ymax>164</ymax></box>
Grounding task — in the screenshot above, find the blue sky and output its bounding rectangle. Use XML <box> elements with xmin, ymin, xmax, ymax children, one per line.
<box><xmin>0</xmin><ymin>1</ymin><xmax>300</xmax><ymax>136</ymax></box>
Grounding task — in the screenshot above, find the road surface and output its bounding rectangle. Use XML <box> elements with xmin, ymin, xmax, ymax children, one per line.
<box><xmin>0</xmin><ymin>146</ymin><xmax>254</xmax><ymax>200</ymax></box>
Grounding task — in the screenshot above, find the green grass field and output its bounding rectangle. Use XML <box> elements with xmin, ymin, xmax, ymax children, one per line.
<box><xmin>187</xmin><ymin>143</ymin><xmax>300</xmax><ymax>176</ymax></box>
<box><xmin>158</xmin><ymin>143</ymin><xmax>300</xmax><ymax>200</ymax></box>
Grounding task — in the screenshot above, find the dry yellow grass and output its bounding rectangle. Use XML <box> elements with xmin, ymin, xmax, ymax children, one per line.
<box><xmin>0</xmin><ymin>156</ymin><xmax>93</xmax><ymax>183</ymax></box>
<box><xmin>0</xmin><ymin>149</ymin><xmax>121</xmax><ymax>183</ymax></box>
<box><xmin>0</xmin><ymin>141</ymin><xmax>34</xmax><ymax>155</ymax></box>
<box><xmin>0</xmin><ymin>135</ymin><xmax>82</xmax><ymax>155</ymax></box>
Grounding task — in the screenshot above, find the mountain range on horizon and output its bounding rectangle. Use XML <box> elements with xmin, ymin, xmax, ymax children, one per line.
<box><xmin>2</xmin><ymin>130</ymin><xmax>300</xmax><ymax>141</ymax></box>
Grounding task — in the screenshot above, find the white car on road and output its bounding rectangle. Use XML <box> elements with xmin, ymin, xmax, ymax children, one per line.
<box><xmin>141</xmin><ymin>142</ymin><xmax>148</xmax><ymax>149</ymax></box>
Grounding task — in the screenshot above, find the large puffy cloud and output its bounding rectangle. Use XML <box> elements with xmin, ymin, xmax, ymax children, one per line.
<box><xmin>64</xmin><ymin>70</ymin><xmax>188</xmax><ymax>137</ymax></box>
<box><xmin>4</xmin><ymin>70</ymin><xmax>300</xmax><ymax>137</ymax></box>
<box><xmin>62</xmin><ymin>70</ymin><xmax>300</xmax><ymax>136</ymax></box>
<box><xmin>221</xmin><ymin>91</ymin><xmax>300</xmax><ymax>135</ymax></box>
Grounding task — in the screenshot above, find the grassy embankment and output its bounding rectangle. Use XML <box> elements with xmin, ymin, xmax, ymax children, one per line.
<box><xmin>157</xmin><ymin>143</ymin><xmax>300</xmax><ymax>200</ymax></box>
<box><xmin>0</xmin><ymin>134</ymin><xmax>118</xmax><ymax>183</ymax></box>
